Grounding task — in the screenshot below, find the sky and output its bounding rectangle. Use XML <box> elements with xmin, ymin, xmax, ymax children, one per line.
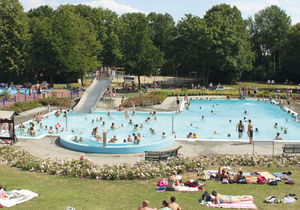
<box><xmin>20</xmin><ymin>0</ymin><xmax>300</xmax><ymax>24</ymax></box>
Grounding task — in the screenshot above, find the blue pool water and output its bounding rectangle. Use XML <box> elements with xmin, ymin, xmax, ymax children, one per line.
<box><xmin>0</xmin><ymin>88</ymin><xmax>51</xmax><ymax>95</ymax></box>
<box><xmin>15</xmin><ymin>99</ymin><xmax>300</xmax><ymax>153</ymax></box>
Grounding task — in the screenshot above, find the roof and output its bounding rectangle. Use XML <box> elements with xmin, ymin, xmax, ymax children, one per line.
<box><xmin>0</xmin><ymin>111</ymin><xmax>16</xmax><ymax>120</ymax></box>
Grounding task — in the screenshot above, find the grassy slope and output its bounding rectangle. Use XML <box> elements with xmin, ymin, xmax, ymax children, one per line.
<box><xmin>0</xmin><ymin>165</ymin><xmax>299</xmax><ymax>210</ymax></box>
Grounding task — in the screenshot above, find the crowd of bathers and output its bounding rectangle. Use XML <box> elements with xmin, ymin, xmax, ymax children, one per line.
<box><xmin>77</xmin><ymin>111</ymin><xmax>166</xmax><ymax>144</ymax></box>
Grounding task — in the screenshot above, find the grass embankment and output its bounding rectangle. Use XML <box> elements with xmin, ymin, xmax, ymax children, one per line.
<box><xmin>0</xmin><ymin>99</ymin><xmax>71</xmax><ymax>113</ymax></box>
<box><xmin>123</xmin><ymin>91</ymin><xmax>169</xmax><ymax>107</ymax></box>
<box><xmin>0</xmin><ymin>165</ymin><xmax>299</xmax><ymax>210</ymax></box>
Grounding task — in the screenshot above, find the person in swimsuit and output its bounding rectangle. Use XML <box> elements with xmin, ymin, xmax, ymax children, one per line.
<box><xmin>247</xmin><ymin>120</ymin><xmax>254</xmax><ymax>144</ymax></box>
<box><xmin>212</xmin><ymin>191</ymin><xmax>252</xmax><ymax>204</ymax></box>
<box><xmin>236</xmin><ymin>120</ymin><xmax>244</xmax><ymax>138</ymax></box>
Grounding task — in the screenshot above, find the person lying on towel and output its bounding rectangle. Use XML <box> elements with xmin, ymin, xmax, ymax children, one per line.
<box><xmin>212</xmin><ymin>191</ymin><xmax>252</xmax><ymax>204</ymax></box>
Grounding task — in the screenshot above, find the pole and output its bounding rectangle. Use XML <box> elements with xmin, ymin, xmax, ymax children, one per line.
<box><xmin>103</xmin><ymin>131</ymin><xmax>107</xmax><ymax>147</ymax></box>
<box><xmin>252</xmin><ymin>141</ymin><xmax>255</xmax><ymax>156</ymax></box>
<box><xmin>172</xmin><ymin>115</ymin><xmax>174</xmax><ymax>133</ymax></box>
<box><xmin>65</xmin><ymin>111</ymin><xmax>68</xmax><ymax>131</ymax></box>
<box><xmin>110</xmin><ymin>81</ymin><xmax>112</xmax><ymax>100</ymax></box>
<box><xmin>272</xmin><ymin>141</ymin><xmax>275</xmax><ymax>156</ymax></box>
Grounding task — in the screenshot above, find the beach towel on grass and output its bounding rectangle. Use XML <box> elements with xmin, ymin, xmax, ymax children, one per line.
<box><xmin>156</xmin><ymin>186</ymin><xmax>202</xmax><ymax>193</ymax></box>
<box><xmin>206</xmin><ymin>196</ymin><xmax>257</xmax><ymax>209</ymax></box>
<box><xmin>273</xmin><ymin>172</ymin><xmax>292</xmax><ymax>181</ymax></box>
<box><xmin>0</xmin><ymin>190</ymin><xmax>38</xmax><ymax>208</ymax></box>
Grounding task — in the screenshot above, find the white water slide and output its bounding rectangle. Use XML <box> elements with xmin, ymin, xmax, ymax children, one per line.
<box><xmin>73</xmin><ymin>78</ymin><xmax>111</xmax><ymax>113</ymax></box>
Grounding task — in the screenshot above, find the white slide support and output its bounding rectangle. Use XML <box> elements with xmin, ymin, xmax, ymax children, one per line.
<box><xmin>73</xmin><ymin>78</ymin><xmax>111</xmax><ymax>113</ymax></box>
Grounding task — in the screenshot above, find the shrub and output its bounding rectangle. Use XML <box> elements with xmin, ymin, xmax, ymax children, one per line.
<box><xmin>0</xmin><ymin>146</ymin><xmax>299</xmax><ymax>181</ymax></box>
<box><xmin>0</xmin><ymin>98</ymin><xmax>72</xmax><ymax>113</ymax></box>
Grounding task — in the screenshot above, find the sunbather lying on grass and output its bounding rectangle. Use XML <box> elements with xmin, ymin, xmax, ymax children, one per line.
<box><xmin>212</xmin><ymin>191</ymin><xmax>252</xmax><ymax>204</ymax></box>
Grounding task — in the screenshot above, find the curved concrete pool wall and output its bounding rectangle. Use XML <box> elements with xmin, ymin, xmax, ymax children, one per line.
<box><xmin>59</xmin><ymin>135</ymin><xmax>175</xmax><ymax>154</ymax></box>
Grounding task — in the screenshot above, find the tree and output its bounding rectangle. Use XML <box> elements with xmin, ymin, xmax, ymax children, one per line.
<box><xmin>0</xmin><ymin>0</ymin><xmax>29</xmax><ymax>82</ymax></box>
<box><xmin>27</xmin><ymin>6</ymin><xmax>55</xmax><ymax>82</ymax></box>
<box><xmin>173</xmin><ymin>14</ymin><xmax>211</xmax><ymax>83</ymax></box>
<box><xmin>147</xmin><ymin>12</ymin><xmax>176</xmax><ymax>76</ymax></box>
<box><xmin>249</xmin><ymin>5</ymin><xmax>291</xmax><ymax>79</ymax></box>
<box><xmin>281</xmin><ymin>24</ymin><xmax>300</xmax><ymax>83</ymax></box>
<box><xmin>120</xmin><ymin>13</ymin><xmax>164</xmax><ymax>89</ymax></box>
<box><xmin>204</xmin><ymin>4</ymin><xmax>253</xmax><ymax>83</ymax></box>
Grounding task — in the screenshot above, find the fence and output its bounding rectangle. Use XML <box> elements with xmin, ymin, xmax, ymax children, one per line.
<box><xmin>175</xmin><ymin>138</ymin><xmax>300</xmax><ymax>156</ymax></box>
<box><xmin>0</xmin><ymin>90</ymin><xmax>83</xmax><ymax>109</ymax></box>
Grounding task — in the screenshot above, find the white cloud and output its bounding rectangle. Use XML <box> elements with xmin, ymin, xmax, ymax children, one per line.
<box><xmin>82</xmin><ymin>0</ymin><xmax>147</xmax><ymax>15</ymax></box>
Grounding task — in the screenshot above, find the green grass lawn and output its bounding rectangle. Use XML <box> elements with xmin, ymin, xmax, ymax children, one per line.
<box><xmin>1</xmin><ymin>165</ymin><xmax>299</xmax><ymax>210</ymax></box>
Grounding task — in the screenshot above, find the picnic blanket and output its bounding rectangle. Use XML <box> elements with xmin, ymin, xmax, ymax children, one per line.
<box><xmin>256</xmin><ymin>171</ymin><xmax>276</xmax><ymax>179</ymax></box>
<box><xmin>156</xmin><ymin>186</ymin><xmax>202</xmax><ymax>193</ymax></box>
<box><xmin>0</xmin><ymin>190</ymin><xmax>38</xmax><ymax>208</ymax></box>
<box><xmin>206</xmin><ymin>196</ymin><xmax>257</xmax><ymax>209</ymax></box>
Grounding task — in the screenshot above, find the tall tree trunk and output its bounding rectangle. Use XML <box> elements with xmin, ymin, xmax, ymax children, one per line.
<box><xmin>138</xmin><ymin>74</ymin><xmax>141</xmax><ymax>90</ymax></box>
<box><xmin>81</xmin><ymin>74</ymin><xmax>84</xmax><ymax>87</ymax></box>
<box><xmin>205</xmin><ymin>68</ymin><xmax>210</xmax><ymax>86</ymax></box>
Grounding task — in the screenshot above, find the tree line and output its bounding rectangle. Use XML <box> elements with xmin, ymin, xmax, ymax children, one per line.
<box><xmin>1</xmin><ymin>0</ymin><xmax>299</xmax><ymax>85</ymax></box>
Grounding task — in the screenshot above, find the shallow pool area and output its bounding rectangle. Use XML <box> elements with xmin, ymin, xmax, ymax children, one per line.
<box><xmin>15</xmin><ymin>99</ymin><xmax>300</xmax><ymax>153</ymax></box>
<box><xmin>0</xmin><ymin>87</ymin><xmax>51</xmax><ymax>95</ymax></box>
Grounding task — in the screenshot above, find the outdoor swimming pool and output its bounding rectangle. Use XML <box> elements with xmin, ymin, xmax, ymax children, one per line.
<box><xmin>15</xmin><ymin>99</ymin><xmax>300</xmax><ymax>153</ymax></box>
<box><xmin>0</xmin><ymin>88</ymin><xmax>51</xmax><ymax>95</ymax></box>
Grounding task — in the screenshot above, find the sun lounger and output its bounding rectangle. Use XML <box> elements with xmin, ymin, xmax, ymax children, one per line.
<box><xmin>206</xmin><ymin>196</ymin><xmax>257</xmax><ymax>209</ymax></box>
<box><xmin>267</xmin><ymin>80</ymin><xmax>271</xmax><ymax>84</ymax></box>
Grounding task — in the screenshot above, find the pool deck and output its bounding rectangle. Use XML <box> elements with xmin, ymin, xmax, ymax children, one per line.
<box><xmin>2</xmin><ymin>95</ymin><xmax>300</xmax><ymax>166</ymax></box>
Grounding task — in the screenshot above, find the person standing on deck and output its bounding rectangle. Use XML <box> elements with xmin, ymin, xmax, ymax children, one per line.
<box><xmin>247</xmin><ymin>120</ymin><xmax>254</xmax><ymax>144</ymax></box>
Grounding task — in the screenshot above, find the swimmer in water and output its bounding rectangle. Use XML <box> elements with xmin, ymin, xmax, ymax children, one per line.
<box><xmin>129</xmin><ymin>119</ymin><xmax>133</xmax><ymax>124</ymax></box>
<box><xmin>227</xmin><ymin>134</ymin><xmax>231</xmax><ymax>138</ymax></box>
<box><xmin>107</xmin><ymin>112</ymin><xmax>111</xmax><ymax>116</ymax></box>
<box><xmin>255</xmin><ymin>128</ymin><xmax>259</xmax><ymax>132</ymax></box>
<box><xmin>202</xmin><ymin>115</ymin><xmax>204</xmax><ymax>120</ymax></box>
<box><xmin>229</xmin><ymin>120</ymin><xmax>232</xmax><ymax>123</ymax></box>
<box><xmin>102</xmin><ymin>121</ymin><xmax>105</xmax><ymax>126</ymax></box>
<box><xmin>274</xmin><ymin>123</ymin><xmax>278</xmax><ymax>129</ymax></box>
<box><xmin>244</xmin><ymin>111</ymin><xmax>247</xmax><ymax>115</ymax></box>
<box><xmin>150</xmin><ymin>128</ymin><xmax>155</xmax><ymax>134</ymax></box>
<box><xmin>214</xmin><ymin>131</ymin><xmax>220</xmax><ymax>135</ymax></box>
<box><xmin>284</xmin><ymin>129</ymin><xmax>287</xmax><ymax>134</ymax></box>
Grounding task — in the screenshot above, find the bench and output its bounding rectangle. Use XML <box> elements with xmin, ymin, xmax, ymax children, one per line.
<box><xmin>145</xmin><ymin>146</ymin><xmax>183</xmax><ymax>161</ymax></box>
<box><xmin>283</xmin><ymin>144</ymin><xmax>300</xmax><ymax>155</ymax></box>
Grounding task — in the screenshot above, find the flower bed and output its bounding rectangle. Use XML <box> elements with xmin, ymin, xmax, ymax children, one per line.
<box><xmin>0</xmin><ymin>146</ymin><xmax>299</xmax><ymax>180</ymax></box>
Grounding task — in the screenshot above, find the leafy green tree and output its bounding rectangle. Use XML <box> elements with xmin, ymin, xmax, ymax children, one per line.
<box><xmin>74</xmin><ymin>5</ymin><xmax>122</xmax><ymax>66</ymax></box>
<box><xmin>27</xmin><ymin>6</ymin><xmax>55</xmax><ymax>82</ymax></box>
<box><xmin>281</xmin><ymin>24</ymin><xmax>300</xmax><ymax>83</ymax></box>
<box><xmin>51</xmin><ymin>5</ymin><xmax>102</xmax><ymax>84</ymax></box>
<box><xmin>173</xmin><ymin>14</ymin><xmax>211</xmax><ymax>83</ymax></box>
<box><xmin>0</xmin><ymin>0</ymin><xmax>29</xmax><ymax>82</ymax></box>
<box><xmin>249</xmin><ymin>5</ymin><xmax>291</xmax><ymax>78</ymax></box>
<box><xmin>120</xmin><ymin>13</ymin><xmax>164</xmax><ymax>89</ymax></box>
<box><xmin>204</xmin><ymin>4</ymin><xmax>253</xmax><ymax>83</ymax></box>
<box><xmin>147</xmin><ymin>12</ymin><xmax>176</xmax><ymax>75</ymax></box>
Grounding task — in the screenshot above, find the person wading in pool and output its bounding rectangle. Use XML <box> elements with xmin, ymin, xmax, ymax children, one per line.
<box><xmin>236</xmin><ymin>120</ymin><xmax>244</xmax><ymax>138</ymax></box>
<box><xmin>247</xmin><ymin>119</ymin><xmax>254</xmax><ymax>144</ymax></box>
